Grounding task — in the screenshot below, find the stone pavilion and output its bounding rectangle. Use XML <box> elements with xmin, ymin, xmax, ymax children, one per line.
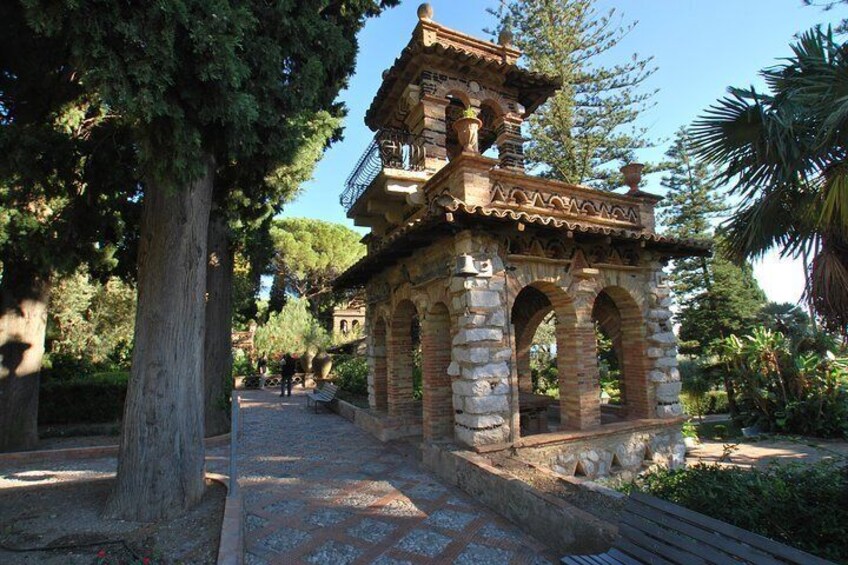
<box><xmin>333</xmin><ymin>4</ymin><xmax>709</xmax><ymax>478</ymax></box>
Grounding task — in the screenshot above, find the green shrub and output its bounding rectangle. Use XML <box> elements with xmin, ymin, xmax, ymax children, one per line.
<box><xmin>707</xmin><ymin>390</ymin><xmax>729</xmax><ymax>414</ymax></box>
<box><xmin>627</xmin><ymin>461</ymin><xmax>848</xmax><ymax>562</ymax></box>
<box><xmin>334</xmin><ymin>355</ymin><xmax>368</xmax><ymax>397</ymax></box>
<box><xmin>39</xmin><ymin>371</ymin><xmax>129</xmax><ymax>425</ymax></box>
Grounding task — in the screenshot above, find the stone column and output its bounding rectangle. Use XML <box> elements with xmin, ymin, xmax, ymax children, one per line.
<box><xmin>494</xmin><ymin>114</ymin><xmax>525</xmax><ymax>171</ymax></box>
<box><xmin>447</xmin><ymin>232</ymin><xmax>514</xmax><ymax>447</ymax></box>
<box><xmin>645</xmin><ymin>267</ymin><xmax>683</xmax><ymax>419</ymax></box>
<box><xmin>405</xmin><ymin>85</ymin><xmax>449</xmax><ymax>172</ymax></box>
<box><xmin>366</xmin><ymin>313</ymin><xmax>388</xmax><ymax>411</ymax></box>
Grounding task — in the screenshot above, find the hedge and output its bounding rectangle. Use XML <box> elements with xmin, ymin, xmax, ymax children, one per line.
<box><xmin>39</xmin><ymin>371</ymin><xmax>129</xmax><ymax>425</ymax></box>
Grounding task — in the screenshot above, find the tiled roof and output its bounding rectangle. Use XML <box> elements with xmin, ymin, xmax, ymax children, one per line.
<box><xmin>333</xmin><ymin>198</ymin><xmax>711</xmax><ymax>290</ymax></box>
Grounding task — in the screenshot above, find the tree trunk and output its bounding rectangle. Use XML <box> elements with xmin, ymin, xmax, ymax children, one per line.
<box><xmin>106</xmin><ymin>157</ymin><xmax>214</xmax><ymax>521</ymax></box>
<box><xmin>0</xmin><ymin>269</ymin><xmax>49</xmax><ymax>452</ymax></box>
<box><xmin>203</xmin><ymin>210</ymin><xmax>233</xmax><ymax>437</ymax></box>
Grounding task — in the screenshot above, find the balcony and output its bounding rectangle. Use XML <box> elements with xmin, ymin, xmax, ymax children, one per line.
<box><xmin>340</xmin><ymin>128</ymin><xmax>428</xmax><ymax>213</ymax></box>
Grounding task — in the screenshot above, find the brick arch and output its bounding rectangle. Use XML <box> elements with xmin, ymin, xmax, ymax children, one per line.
<box><xmin>421</xmin><ymin>302</ymin><xmax>453</xmax><ymax>441</ymax></box>
<box><xmin>592</xmin><ymin>285</ymin><xmax>651</xmax><ymax>419</ymax></box>
<box><xmin>509</xmin><ymin>281</ymin><xmax>596</xmax><ymax>435</ymax></box>
<box><xmin>388</xmin><ymin>300</ymin><xmax>420</xmax><ymax>418</ymax></box>
<box><xmin>370</xmin><ymin>316</ymin><xmax>388</xmax><ymax>411</ymax></box>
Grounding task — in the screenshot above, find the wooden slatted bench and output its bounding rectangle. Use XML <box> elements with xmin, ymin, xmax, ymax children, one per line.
<box><xmin>562</xmin><ymin>491</ymin><xmax>833</xmax><ymax>565</ymax></box>
<box><xmin>306</xmin><ymin>382</ymin><xmax>339</xmax><ymax>413</ymax></box>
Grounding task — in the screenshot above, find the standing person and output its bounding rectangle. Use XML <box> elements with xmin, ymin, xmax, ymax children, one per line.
<box><xmin>257</xmin><ymin>353</ymin><xmax>268</xmax><ymax>376</ymax></box>
<box><xmin>280</xmin><ymin>352</ymin><xmax>296</xmax><ymax>397</ymax></box>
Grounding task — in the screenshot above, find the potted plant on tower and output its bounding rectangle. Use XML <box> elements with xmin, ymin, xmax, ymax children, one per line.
<box><xmin>453</xmin><ymin>107</ymin><xmax>482</xmax><ymax>154</ymax></box>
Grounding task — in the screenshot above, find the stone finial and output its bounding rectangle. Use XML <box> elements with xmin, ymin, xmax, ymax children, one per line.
<box><xmin>417</xmin><ymin>3</ymin><xmax>434</xmax><ymax>21</ymax></box>
<box><xmin>620</xmin><ymin>163</ymin><xmax>644</xmax><ymax>193</ymax></box>
<box><xmin>498</xmin><ymin>27</ymin><xmax>513</xmax><ymax>47</ymax></box>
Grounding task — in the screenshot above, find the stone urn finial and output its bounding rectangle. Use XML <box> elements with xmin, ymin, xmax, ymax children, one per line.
<box><xmin>498</xmin><ymin>28</ymin><xmax>513</xmax><ymax>47</ymax></box>
<box><xmin>453</xmin><ymin>108</ymin><xmax>483</xmax><ymax>154</ymax></box>
<box><xmin>620</xmin><ymin>163</ymin><xmax>644</xmax><ymax>194</ymax></box>
<box><xmin>417</xmin><ymin>3</ymin><xmax>434</xmax><ymax>21</ymax></box>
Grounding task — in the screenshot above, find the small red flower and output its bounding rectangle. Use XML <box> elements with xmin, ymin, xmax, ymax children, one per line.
<box><xmin>97</xmin><ymin>549</ymin><xmax>107</xmax><ymax>558</ymax></box>
<box><xmin>143</xmin><ymin>558</ymin><xmax>151</xmax><ymax>565</ymax></box>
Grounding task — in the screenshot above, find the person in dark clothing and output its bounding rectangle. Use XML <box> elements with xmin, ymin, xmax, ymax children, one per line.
<box><xmin>257</xmin><ymin>354</ymin><xmax>268</xmax><ymax>376</ymax></box>
<box><xmin>280</xmin><ymin>352</ymin><xmax>296</xmax><ymax>397</ymax></box>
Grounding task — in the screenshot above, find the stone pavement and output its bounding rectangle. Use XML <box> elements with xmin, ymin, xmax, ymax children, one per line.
<box><xmin>238</xmin><ymin>389</ymin><xmax>558</xmax><ymax>565</ymax></box>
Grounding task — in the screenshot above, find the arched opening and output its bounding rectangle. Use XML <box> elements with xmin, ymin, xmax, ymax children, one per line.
<box><xmin>388</xmin><ymin>300</ymin><xmax>421</xmax><ymax>418</ymax></box>
<box><xmin>511</xmin><ymin>283</ymin><xmax>582</xmax><ymax>436</ymax></box>
<box><xmin>421</xmin><ymin>303</ymin><xmax>453</xmax><ymax>440</ymax></box>
<box><xmin>352</xmin><ymin>319</ymin><xmax>360</xmax><ymax>332</ymax></box>
<box><xmin>444</xmin><ymin>97</ymin><xmax>468</xmax><ymax>161</ymax></box>
<box><xmin>478</xmin><ymin>99</ymin><xmax>503</xmax><ymax>159</ymax></box>
<box><xmin>371</xmin><ymin>317</ymin><xmax>388</xmax><ymax>411</ymax></box>
<box><xmin>340</xmin><ymin>319</ymin><xmax>349</xmax><ymax>335</ymax></box>
<box><xmin>591</xmin><ymin>287</ymin><xmax>650</xmax><ymax>421</ymax></box>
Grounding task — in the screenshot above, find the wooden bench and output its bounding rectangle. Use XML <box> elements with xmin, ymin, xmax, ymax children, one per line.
<box><xmin>562</xmin><ymin>491</ymin><xmax>833</xmax><ymax>565</ymax></box>
<box><xmin>306</xmin><ymin>382</ymin><xmax>338</xmax><ymax>413</ymax></box>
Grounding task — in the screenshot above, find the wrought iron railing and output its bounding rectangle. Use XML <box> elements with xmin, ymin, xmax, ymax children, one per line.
<box><xmin>340</xmin><ymin>128</ymin><xmax>427</xmax><ymax>211</ymax></box>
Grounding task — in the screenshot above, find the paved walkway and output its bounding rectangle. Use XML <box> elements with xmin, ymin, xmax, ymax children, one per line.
<box><xmin>238</xmin><ymin>389</ymin><xmax>557</xmax><ymax>565</ymax></box>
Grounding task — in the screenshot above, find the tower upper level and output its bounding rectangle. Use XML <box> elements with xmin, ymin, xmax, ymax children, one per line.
<box><xmin>341</xmin><ymin>4</ymin><xmax>561</xmax><ymax>231</ymax></box>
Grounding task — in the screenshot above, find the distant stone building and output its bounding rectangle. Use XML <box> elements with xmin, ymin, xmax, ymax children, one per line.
<box><xmin>332</xmin><ymin>298</ymin><xmax>366</xmax><ymax>337</ymax></box>
<box><xmin>333</xmin><ymin>4</ymin><xmax>709</xmax><ymax>478</ymax></box>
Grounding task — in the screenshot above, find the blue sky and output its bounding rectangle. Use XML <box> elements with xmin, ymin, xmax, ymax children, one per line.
<box><xmin>281</xmin><ymin>0</ymin><xmax>845</xmax><ymax>306</ymax></box>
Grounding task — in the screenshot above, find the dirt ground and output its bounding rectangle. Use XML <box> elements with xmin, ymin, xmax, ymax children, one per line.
<box><xmin>687</xmin><ymin>435</ymin><xmax>848</xmax><ymax>467</ymax></box>
<box><xmin>0</xmin><ymin>478</ymin><xmax>225</xmax><ymax>564</ymax></box>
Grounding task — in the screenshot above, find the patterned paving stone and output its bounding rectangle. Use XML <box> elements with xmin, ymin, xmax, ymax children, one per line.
<box><xmin>394</xmin><ymin>528</ymin><xmax>452</xmax><ymax>558</ymax></box>
<box><xmin>245</xmin><ymin>552</ymin><xmax>269</xmax><ymax>565</ymax></box>
<box><xmin>304</xmin><ymin>507</ymin><xmax>352</xmax><ymax>527</ymax></box>
<box><xmin>424</xmin><ymin>508</ymin><xmax>478</xmax><ymax>531</ymax></box>
<box><xmin>371</xmin><ymin>556</ymin><xmax>413</xmax><ymax>565</ymax></box>
<box><xmin>377</xmin><ymin>497</ymin><xmax>426</xmax><ymax>518</ymax></box>
<box><xmin>305</xmin><ymin>540</ymin><xmax>363</xmax><ymax>565</ymax></box>
<box><xmin>263</xmin><ymin>499</ymin><xmax>306</xmax><ymax>516</ymax></box>
<box><xmin>479</xmin><ymin>522</ymin><xmax>523</xmax><ymax>543</ymax></box>
<box><xmin>245</xmin><ymin>514</ymin><xmax>268</xmax><ymax>533</ymax></box>
<box><xmin>237</xmin><ymin>389</ymin><xmax>557</xmax><ymax>564</ymax></box>
<box><xmin>259</xmin><ymin>526</ymin><xmax>310</xmax><ymax>553</ymax></box>
<box><xmin>347</xmin><ymin>518</ymin><xmax>398</xmax><ymax>543</ymax></box>
<box><xmin>454</xmin><ymin>542</ymin><xmax>514</xmax><ymax>565</ymax></box>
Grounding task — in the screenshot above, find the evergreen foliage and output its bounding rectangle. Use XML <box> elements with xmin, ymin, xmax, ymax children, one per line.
<box><xmin>268</xmin><ymin>218</ymin><xmax>365</xmax><ymax>315</ymax></box>
<box><xmin>47</xmin><ymin>267</ymin><xmax>136</xmax><ymax>365</ymax></box>
<box><xmin>254</xmin><ymin>298</ymin><xmax>328</xmax><ymax>358</ymax></box>
<box><xmin>491</xmin><ymin>0</ymin><xmax>657</xmax><ymax>188</ymax></box>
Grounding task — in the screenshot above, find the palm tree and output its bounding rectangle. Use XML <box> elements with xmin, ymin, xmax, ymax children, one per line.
<box><xmin>690</xmin><ymin>27</ymin><xmax>848</xmax><ymax>337</ymax></box>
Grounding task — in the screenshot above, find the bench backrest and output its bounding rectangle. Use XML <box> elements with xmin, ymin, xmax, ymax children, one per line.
<box><xmin>322</xmin><ymin>383</ymin><xmax>339</xmax><ymax>398</ymax></box>
<box><xmin>616</xmin><ymin>491</ymin><xmax>833</xmax><ymax>565</ymax></box>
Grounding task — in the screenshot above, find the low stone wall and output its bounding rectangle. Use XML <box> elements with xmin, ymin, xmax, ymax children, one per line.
<box><xmin>422</xmin><ymin>443</ymin><xmax>618</xmax><ymax>555</ymax></box>
<box><xmin>502</xmin><ymin>419</ymin><xmax>685</xmax><ymax>479</ymax></box>
<box><xmin>330</xmin><ymin>398</ymin><xmax>422</xmax><ymax>442</ymax></box>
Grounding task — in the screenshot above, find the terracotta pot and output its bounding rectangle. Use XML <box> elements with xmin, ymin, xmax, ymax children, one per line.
<box><xmin>313</xmin><ymin>353</ymin><xmax>333</xmax><ymax>380</ymax></box>
<box><xmin>453</xmin><ymin>117</ymin><xmax>482</xmax><ymax>154</ymax></box>
<box><xmin>620</xmin><ymin>163</ymin><xmax>644</xmax><ymax>193</ymax></box>
<box><xmin>300</xmin><ymin>351</ymin><xmax>315</xmax><ymax>373</ymax></box>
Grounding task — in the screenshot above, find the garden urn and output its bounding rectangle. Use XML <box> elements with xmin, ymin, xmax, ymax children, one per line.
<box><xmin>453</xmin><ymin>116</ymin><xmax>483</xmax><ymax>154</ymax></box>
<box><xmin>300</xmin><ymin>350</ymin><xmax>316</xmax><ymax>373</ymax></box>
<box><xmin>314</xmin><ymin>353</ymin><xmax>333</xmax><ymax>380</ymax></box>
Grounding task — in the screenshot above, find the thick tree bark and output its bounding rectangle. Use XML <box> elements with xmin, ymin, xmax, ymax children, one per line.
<box><xmin>106</xmin><ymin>157</ymin><xmax>215</xmax><ymax>521</ymax></box>
<box><xmin>0</xmin><ymin>269</ymin><xmax>49</xmax><ymax>452</ymax></box>
<box><xmin>203</xmin><ymin>210</ymin><xmax>233</xmax><ymax>437</ymax></box>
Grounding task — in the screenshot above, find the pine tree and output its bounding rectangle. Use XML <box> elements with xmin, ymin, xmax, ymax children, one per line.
<box><xmin>491</xmin><ymin>0</ymin><xmax>657</xmax><ymax>188</ymax></box>
<box><xmin>658</xmin><ymin>127</ymin><xmax>728</xmax><ymax>300</ymax></box>
<box><xmin>658</xmin><ymin>127</ymin><xmax>766</xmax><ymax>354</ymax></box>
